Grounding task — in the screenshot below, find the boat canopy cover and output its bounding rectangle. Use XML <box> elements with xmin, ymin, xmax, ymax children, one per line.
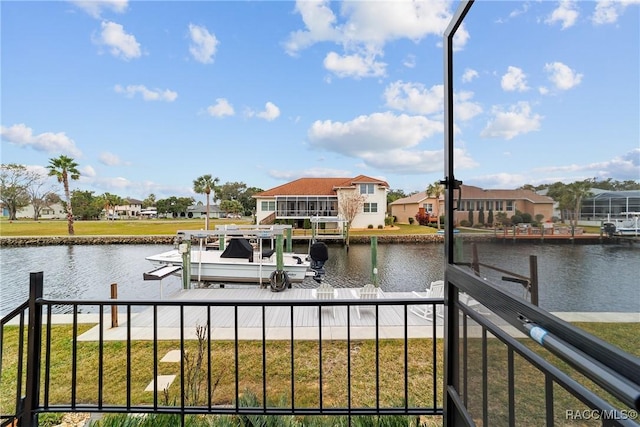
<box><xmin>221</xmin><ymin>238</ymin><xmax>254</xmax><ymax>260</ymax></box>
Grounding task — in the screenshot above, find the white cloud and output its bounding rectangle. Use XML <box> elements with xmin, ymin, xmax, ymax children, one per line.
<box><xmin>307</xmin><ymin>111</ymin><xmax>454</xmax><ymax>174</ymax></box>
<box><xmin>323</xmin><ymin>51</ymin><xmax>386</xmax><ymax>78</ymax></box>
<box><xmin>114</xmin><ymin>84</ymin><xmax>177</xmax><ymax>101</ymax></box>
<box><xmin>188</xmin><ymin>24</ymin><xmax>219</xmax><ymax>64</ymax></box>
<box><xmin>545</xmin><ymin>0</ymin><xmax>579</xmax><ymax>29</ymax></box>
<box><xmin>71</xmin><ymin>0</ymin><xmax>128</xmax><ymax>19</ymax></box>
<box><xmin>268</xmin><ymin>167</ymin><xmax>353</xmax><ymax>181</ymax></box>
<box><xmin>469</xmin><ymin>173</ymin><xmax>530</xmax><ymax>189</ymax></box>
<box><xmin>403</xmin><ymin>54</ymin><xmax>416</xmax><ymax>68</ymax></box>
<box><xmin>99</xmin><ymin>152</ymin><xmax>127</xmax><ymax>166</ymax></box>
<box><xmin>96</xmin><ymin>21</ymin><xmax>141</xmax><ymax>60</ymax></box>
<box><xmin>534</xmin><ymin>148</ymin><xmax>640</xmax><ymax>181</ymax></box>
<box><xmin>384</xmin><ymin>81</ymin><xmax>443</xmax><ymax>115</ymax></box>
<box><xmin>462</xmin><ymin>68</ymin><xmax>479</xmax><ymax>83</ymax></box>
<box><xmin>383</xmin><ymin>81</ymin><xmax>481</xmax><ymax>121</ymax></box>
<box><xmin>454</xmin><ymin>91</ymin><xmax>483</xmax><ymax>122</ymax></box>
<box><xmin>501</xmin><ymin>66</ymin><xmax>529</xmax><ymax>92</ymax></box>
<box><xmin>285</xmin><ymin>1</ymin><xmax>460</xmax><ymax>78</ymax></box>
<box><xmin>257</xmin><ymin>102</ymin><xmax>281</xmax><ymax>121</ymax></box>
<box><xmin>480</xmin><ymin>102</ymin><xmax>543</xmax><ymax>140</ymax></box>
<box><xmin>1</xmin><ymin>123</ymin><xmax>82</xmax><ymax>157</ymax></box>
<box><xmin>592</xmin><ymin>0</ymin><xmax>640</xmax><ymax>25</ymax></box>
<box><xmin>206</xmin><ymin>98</ymin><xmax>235</xmax><ymax>118</ymax></box>
<box><xmin>81</xmin><ymin>165</ymin><xmax>96</xmax><ymax>178</ymax></box>
<box><xmin>544</xmin><ymin>62</ymin><xmax>583</xmax><ymax>90</ymax></box>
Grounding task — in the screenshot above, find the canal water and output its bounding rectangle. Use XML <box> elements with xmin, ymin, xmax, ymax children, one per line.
<box><xmin>1</xmin><ymin>242</ymin><xmax>638</xmax><ymax>316</ymax></box>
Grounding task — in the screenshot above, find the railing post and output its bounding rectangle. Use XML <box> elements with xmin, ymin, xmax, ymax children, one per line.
<box><xmin>111</xmin><ymin>283</ymin><xmax>118</xmax><ymax>327</ymax></box>
<box><xmin>23</xmin><ymin>272</ymin><xmax>44</xmax><ymax>427</ymax></box>
<box><xmin>529</xmin><ymin>256</ymin><xmax>539</xmax><ymax>306</ymax></box>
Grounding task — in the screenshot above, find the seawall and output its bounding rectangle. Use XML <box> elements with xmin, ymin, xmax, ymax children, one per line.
<box><xmin>0</xmin><ymin>234</ymin><xmax>504</xmax><ymax>247</ymax></box>
<box><xmin>0</xmin><ymin>235</ymin><xmax>176</xmax><ymax>246</ymax></box>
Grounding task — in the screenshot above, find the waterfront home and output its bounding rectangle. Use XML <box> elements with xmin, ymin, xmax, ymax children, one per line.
<box><xmin>253</xmin><ymin>175</ymin><xmax>389</xmax><ymax>229</ymax></box>
<box><xmin>390</xmin><ymin>184</ymin><xmax>555</xmax><ymax>225</ymax></box>
<box><xmin>2</xmin><ymin>202</ymin><xmax>66</xmax><ymax>220</ymax></box>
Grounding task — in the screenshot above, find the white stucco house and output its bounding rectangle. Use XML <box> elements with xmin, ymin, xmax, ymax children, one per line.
<box><xmin>253</xmin><ymin>175</ymin><xmax>389</xmax><ymax>229</ymax></box>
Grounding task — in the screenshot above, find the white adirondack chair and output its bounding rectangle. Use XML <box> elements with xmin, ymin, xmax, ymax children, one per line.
<box><xmin>410</xmin><ymin>280</ymin><xmax>444</xmax><ymax>320</ymax></box>
<box><xmin>350</xmin><ymin>283</ymin><xmax>382</xmax><ymax>319</ymax></box>
<box><xmin>311</xmin><ymin>282</ymin><xmax>337</xmax><ymax>317</ymax></box>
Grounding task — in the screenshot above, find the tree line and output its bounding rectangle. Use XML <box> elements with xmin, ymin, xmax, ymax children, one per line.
<box><xmin>1</xmin><ymin>156</ymin><xmax>263</xmax><ymax>235</ymax></box>
<box><xmin>2</xmin><ymin>156</ymin><xmax>638</xmax><ymax>235</ymax></box>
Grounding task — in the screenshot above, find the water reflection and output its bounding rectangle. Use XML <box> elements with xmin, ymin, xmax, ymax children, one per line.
<box><xmin>1</xmin><ymin>242</ymin><xmax>638</xmax><ymax>316</ymax></box>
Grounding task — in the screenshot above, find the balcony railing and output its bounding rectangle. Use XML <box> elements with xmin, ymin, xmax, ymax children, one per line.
<box><xmin>1</xmin><ymin>273</ymin><xmax>443</xmax><ymax>426</ymax></box>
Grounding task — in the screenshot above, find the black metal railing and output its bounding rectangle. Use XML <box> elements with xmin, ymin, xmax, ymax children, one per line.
<box><xmin>443</xmin><ymin>266</ymin><xmax>640</xmax><ymax>426</ymax></box>
<box><xmin>1</xmin><ymin>272</ymin><xmax>443</xmax><ymax>426</ymax></box>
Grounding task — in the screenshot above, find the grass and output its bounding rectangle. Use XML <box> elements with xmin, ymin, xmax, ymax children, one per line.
<box><xmin>0</xmin><ymin>218</ymin><xmax>245</xmax><ymax>237</ymax></box>
<box><xmin>0</xmin><ymin>219</ymin><xmax>443</xmax><ymax>238</ymax></box>
<box><xmin>1</xmin><ymin>322</ymin><xmax>637</xmax><ymax>424</ymax></box>
<box><xmin>1</xmin><ymin>218</ymin><xmax>601</xmax><ymax>238</ymax></box>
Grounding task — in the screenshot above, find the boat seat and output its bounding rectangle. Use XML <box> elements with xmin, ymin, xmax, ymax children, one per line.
<box><xmin>261</xmin><ymin>248</ymin><xmax>276</xmax><ymax>259</ymax></box>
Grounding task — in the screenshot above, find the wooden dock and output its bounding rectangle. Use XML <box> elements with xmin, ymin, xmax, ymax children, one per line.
<box><xmin>77</xmin><ymin>288</ymin><xmax>446</xmax><ymax>342</ymax></box>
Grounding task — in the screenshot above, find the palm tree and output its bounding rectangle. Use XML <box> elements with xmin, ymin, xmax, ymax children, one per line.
<box><xmin>566</xmin><ymin>180</ymin><xmax>594</xmax><ymax>228</ymax></box>
<box><xmin>100</xmin><ymin>192</ymin><xmax>125</xmax><ymax>221</ymax></box>
<box><xmin>47</xmin><ymin>155</ymin><xmax>80</xmax><ymax>235</ymax></box>
<box><xmin>426</xmin><ymin>181</ymin><xmax>445</xmax><ymax>229</ymax></box>
<box><xmin>193</xmin><ymin>174</ymin><xmax>219</xmax><ymax>230</ymax></box>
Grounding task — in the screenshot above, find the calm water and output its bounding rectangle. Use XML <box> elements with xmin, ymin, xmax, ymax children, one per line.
<box><xmin>1</xmin><ymin>242</ymin><xmax>638</xmax><ymax>316</ymax></box>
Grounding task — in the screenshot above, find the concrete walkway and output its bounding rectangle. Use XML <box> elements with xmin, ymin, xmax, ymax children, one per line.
<box><xmin>5</xmin><ymin>288</ymin><xmax>637</xmax><ymax>342</ymax></box>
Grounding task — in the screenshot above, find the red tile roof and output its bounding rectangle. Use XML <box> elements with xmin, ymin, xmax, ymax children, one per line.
<box><xmin>254</xmin><ymin>175</ymin><xmax>389</xmax><ymax>197</ymax></box>
<box><xmin>390</xmin><ymin>185</ymin><xmax>554</xmax><ymax>205</ymax></box>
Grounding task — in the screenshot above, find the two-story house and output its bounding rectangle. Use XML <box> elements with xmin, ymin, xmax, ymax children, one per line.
<box><xmin>253</xmin><ymin>175</ymin><xmax>389</xmax><ymax>229</ymax></box>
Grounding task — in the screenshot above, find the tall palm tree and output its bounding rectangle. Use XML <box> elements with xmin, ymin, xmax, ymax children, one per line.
<box><xmin>100</xmin><ymin>192</ymin><xmax>125</xmax><ymax>221</ymax></box>
<box><xmin>193</xmin><ymin>174</ymin><xmax>219</xmax><ymax>230</ymax></box>
<box><xmin>48</xmin><ymin>155</ymin><xmax>80</xmax><ymax>235</ymax></box>
<box><xmin>566</xmin><ymin>180</ymin><xmax>594</xmax><ymax>228</ymax></box>
<box><xmin>426</xmin><ymin>181</ymin><xmax>445</xmax><ymax>229</ymax></box>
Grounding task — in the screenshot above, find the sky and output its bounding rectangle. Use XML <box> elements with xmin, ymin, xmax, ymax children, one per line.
<box><xmin>1</xmin><ymin>0</ymin><xmax>639</xmax><ymax>204</ymax></box>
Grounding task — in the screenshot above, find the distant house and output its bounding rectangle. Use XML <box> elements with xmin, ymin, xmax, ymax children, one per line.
<box><xmin>114</xmin><ymin>198</ymin><xmax>143</xmax><ymax>218</ymax></box>
<box><xmin>390</xmin><ymin>185</ymin><xmax>555</xmax><ymax>225</ymax></box>
<box><xmin>253</xmin><ymin>175</ymin><xmax>389</xmax><ymax>229</ymax></box>
<box><xmin>185</xmin><ymin>203</ymin><xmax>223</xmax><ymax>219</ymax></box>
<box><xmin>2</xmin><ymin>202</ymin><xmax>66</xmax><ymax>220</ymax></box>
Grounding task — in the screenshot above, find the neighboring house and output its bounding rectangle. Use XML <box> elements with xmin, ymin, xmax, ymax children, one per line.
<box><xmin>185</xmin><ymin>203</ymin><xmax>223</xmax><ymax>219</ymax></box>
<box><xmin>2</xmin><ymin>202</ymin><xmax>66</xmax><ymax>219</ymax></box>
<box><xmin>579</xmin><ymin>190</ymin><xmax>640</xmax><ymax>220</ymax></box>
<box><xmin>253</xmin><ymin>175</ymin><xmax>389</xmax><ymax>229</ymax></box>
<box><xmin>114</xmin><ymin>198</ymin><xmax>143</xmax><ymax>218</ymax></box>
<box><xmin>389</xmin><ymin>192</ymin><xmax>439</xmax><ymax>225</ymax></box>
<box><xmin>390</xmin><ymin>185</ymin><xmax>555</xmax><ymax>225</ymax></box>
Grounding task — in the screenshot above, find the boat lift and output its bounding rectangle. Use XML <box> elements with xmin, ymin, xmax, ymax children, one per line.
<box><xmin>174</xmin><ymin>225</ymin><xmax>296</xmax><ymax>289</ymax></box>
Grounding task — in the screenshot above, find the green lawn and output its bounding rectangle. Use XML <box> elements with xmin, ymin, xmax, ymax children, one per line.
<box><xmin>0</xmin><ymin>219</ymin><xmax>441</xmax><ymax>237</ymax></box>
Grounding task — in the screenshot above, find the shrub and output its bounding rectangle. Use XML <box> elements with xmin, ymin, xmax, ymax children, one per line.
<box><xmin>415</xmin><ymin>211</ymin><xmax>430</xmax><ymax>226</ymax></box>
<box><xmin>408</xmin><ymin>217</ymin><xmax>415</xmax><ymax>225</ymax></box>
<box><xmin>367</xmin><ymin>224</ymin><xmax>374</xmax><ymax>229</ymax></box>
<box><xmin>377</xmin><ymin>224</ymin><xmax>383</xmax><ymax>229</ymax></box>
<box><xmin>460</xmin><ymin>220</ymin><xmax>471</xmax><ymax>227</ymax></box>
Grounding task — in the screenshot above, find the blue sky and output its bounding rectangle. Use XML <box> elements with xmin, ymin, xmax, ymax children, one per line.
<box><xmin>2</xmin><ymin>0</ymin><xmax>639</xmax><ymax>203</ymax></box>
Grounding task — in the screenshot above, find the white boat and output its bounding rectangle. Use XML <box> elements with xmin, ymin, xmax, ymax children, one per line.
<box><xmin>602</xmin><ymin>212</ymin><xmax>640</xmax><ymax>237</ymax></box>
<box><xmin>145</xmin><ymin>226</ymin><xmax>328</xmax><ymax>286</ymax></box>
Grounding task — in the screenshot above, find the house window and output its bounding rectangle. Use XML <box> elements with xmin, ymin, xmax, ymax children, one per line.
<box><xmin>496</xmin><ymin>200</ymin><xmax>503</xmax><ymax>210</ymax></box>
<box><xmin>261</xmin><ymin>201</ymin><xmax>275</xmax><ymax>211</ymax></box>
<box><xmin>360</xmin><ymin>184</ymin><xmax>375</xmax><ymax>194</ymax></box>
<box><xmin>423</xmin><ymin>203</ymin><xmax>433</xmax><ymax>213</ymax></box>
<box><xmin>506</xmin><ymin>200</ymin><xmax>514</xmax><ymax>211</ymax></box>
<box><xmin>476</xmin><ymin>201</ymin><xmax>483</xmax><ymax>211</ymax></box>
<box><xmin>364</xmin><ymin>203</ymin><xmax>378</xmax><ymax>213</ymax></box>
<box><xmin>486</xmin><ymin>201</ymin><xmax>494</xmax><ymax>210</ymax></box>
